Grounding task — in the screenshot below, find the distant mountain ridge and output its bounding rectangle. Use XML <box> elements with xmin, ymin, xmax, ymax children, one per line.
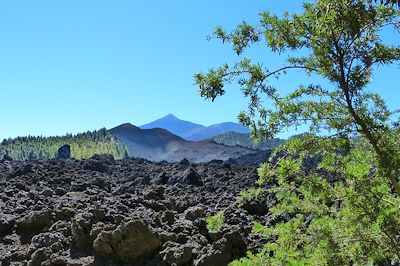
<box><xmin>110</xmin><ymin>122</ymin><xmax>256</xmax><ymax>163</ymax></box>
<box><xmin>139</xmin><ymin>114</ymin><xmax>249</xmax><ymax>141</ymax></box>
<box><xmin>210</xmin><ymin>131</ymin><xmax>285</xmax><ymax>150</ymax></box>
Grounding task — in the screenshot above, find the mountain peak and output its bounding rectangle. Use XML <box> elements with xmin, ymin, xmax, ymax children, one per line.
<box><xmin>140</xmin><ymin>114</ymin><xmax>204</xmax><ymax>136</ymax></box>
<box><xmin>111</xmin><ymin>123</ymin><xmax>139</xmax><ymax>131</ymax></box>
<box><xmin>162</xmin><ymin>114</ymin><xmax>179</xmax><ymax>120</ymax></box>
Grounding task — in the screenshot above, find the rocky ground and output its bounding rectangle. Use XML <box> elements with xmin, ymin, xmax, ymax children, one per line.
<box><xmin>0</xmin><ymin>155</ymin><xmax>273</xmax><ymax>266</ymax></box>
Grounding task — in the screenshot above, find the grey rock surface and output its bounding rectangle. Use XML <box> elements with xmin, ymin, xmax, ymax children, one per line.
<box><xmin>0</xmin><ymin>158</ymin><xmax>271</xmax><ymax>265</ymax></box>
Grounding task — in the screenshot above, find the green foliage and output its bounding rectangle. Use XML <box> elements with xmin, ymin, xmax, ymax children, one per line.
<box><xmin>376</xmin><ymin>0</ymin><xmax>400</xmax><ymax>7</ymax></box>
<box><xmin>196</xmin><ymin>0</ymin><xmax>400</xmax><ymax>264</ymax></box>
<box><xmin>229</xmin><ymin>251</ymin><xmax>269</xmax><ymax>266</ymax></box>
<box><xmin>0</xmin><ymin>128</ymin><xmax>128</xmax><ymax>160</ymax></box>
<box><xmin>206</xmin><ymin>211</ymin><xmax>225</xmax><ymax>233</ymax></box>
<box><xmin>237</xmin><ymin>187</ymin><xmax>264</xmax><ymax>209</ymax></box>
<box><xmin>232</xmin><ymin>137</ymin><xmax>400</xmax><ymax>265</ymax></box>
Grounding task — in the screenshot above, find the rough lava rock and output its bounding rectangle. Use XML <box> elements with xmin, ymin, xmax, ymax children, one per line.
<box><xmin>0</xmin><ymin>214</ymin><xmax>15</xmax><ymax>234</ymax></box>
<box><xmin>168</xmin><ymin>167</ymin><xmax>203</xmax><ymax>186</ymax></box>
<box><xmin>30</xmin><ymin>232</ymin><xmax>67</xmax><ymax>250</ymax></box>
<box><xmin>0</xmin><ymin>157</ymin><xmax>271</xmax><ymax>265</ymax></box>
<box><xmin>93</xmin><ymin>218</ymin><xmax>162</xmax><ymax>262</ymax></box>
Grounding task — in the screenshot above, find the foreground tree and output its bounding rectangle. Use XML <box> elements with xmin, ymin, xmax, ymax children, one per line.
<box><xmin>195</xmin><ymin>0</ymin><xmax>400</xmax><ymax>264</ymax></box>
<box><xmin>376</xmin><ymin>0</ymin><xmax>400</xmax><ymax>6</ymax></box>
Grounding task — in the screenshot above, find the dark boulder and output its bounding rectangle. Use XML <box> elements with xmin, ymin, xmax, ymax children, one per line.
<box><xmin>30</xmin><ymin>232</ymin><xmax>67</xmax><ymax>250</ymax></box>
<box><xmin>184</xmin><ymin>206</ymin><xmax>205</xmax><ymax>221</ymax></box>
<box><xmin>222</xmin><ymin>162</ymin><xmax>231</xmax><ymax>170</ymax></box>
<box><xmin>209</xmin><ymin>159</ymin><xmax>224</xmax><ymax>165</ymax></box>
<box><xmin>93</xmin><ymin>218</ymin><xmax>162</xmax><ymax>262</ymax></box>
<box><xmin>16</xmin><ymin>209</ymin><xmax>53</xmax><ymax>233</ymax></box>
<box><xmin>156</xmin><ymin>171</ymin><xmax>169</xmax><ymax>185</ymax></box>
<box><xmin>160</xmin><ymin>242</ymin><xmax>194</xmax><ymax>265</ymax></box>
<box><xmin>2</xmin><ymin>154</ymin><xmax>13</xmax><ymax>161</ymax></box>
<box><xmin>56</xmin><ymin>145</ymin><xmax>71</xmax><ymax>160</ymax></box>
<box><xmin>71</xmin><ymin>212</ymin><xmax>95</xmax><ymax>251</ymax></box>
<box><xmin>168</xmin><ymin>167</ymin><xmax>203</xmax><ymax>186</ymax></box>
<box><xmin>227</xmin><ymin>158</ymin><xmax>238</xmax><ymax>165</ymax></box>
<box><xmin>241</xmin><ymin>193</ymin><xmax>274</xmax><ymax>215</ymax></box>
<box><xmin>90</xmin><ymin>154</ymin><xmax>115</xmax><ymax>162</ymax></box>
<box><xmin>83</xmin><ymin>160</ymin><xmax>109</xmax><ymax>173</ymax></box>
<box><xmin>144</xmin><ymin>185</ymin><xmax>165</xmax><ymax>200</ymax></box>
<box><xmin>179</xmin><ymin>158</ymin><xmax>190</xmax><ymax>166</ymax></box>
<box><xmin>194</xmin><ymin>227</ymin><xmax>247</xmax><ymax>266</ymax></box>
<box><xmin>0</xmin><ymin>214</ymin><xmax>15</xmax><ymax>234</ymax></box>
<box><xmin>182</xmin><ymin>167</ymin><xmax>203</xmax><ymax>186</ymax></box>
<box><xmin>11</xmin><ymin>163</ymin><xmax>34</xmax><ymax>177</ymax></box>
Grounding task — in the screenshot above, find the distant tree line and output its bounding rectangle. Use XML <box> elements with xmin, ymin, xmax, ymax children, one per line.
<box><xmin>0</xmin><ymin>128</ymin><xmax>129</xmax><ymax>160</ymax></box>
<box><xmin>211</xmin><ymin>132</ymin><xmax>285</xmax><ymax>150</ymax></box>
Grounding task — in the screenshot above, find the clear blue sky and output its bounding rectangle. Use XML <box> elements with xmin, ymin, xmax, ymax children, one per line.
<box><xmin>0</xmin><ymin>1</ymin><xmax>398</xmax><ymax>140</ymax></box>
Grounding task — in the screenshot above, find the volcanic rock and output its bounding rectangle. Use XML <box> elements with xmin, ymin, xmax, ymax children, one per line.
<box><xmin>83</xmin><ymin>159</ymin><xmax>110</xmax><ymax>173</ymax></box>
<box><xmin>90</xmin><ymin>154</ymin><xmax>115</xmax><ymax>162</ymax></box>
<box><xmin>169</xmin><ymin>167</ymin><xmax>203</xmax><ymax>186</ymax></box>
<box><xmin>16</xmin><ymin>208</ymin><xmax>53</xmax><ymax>233</ymax></box>
<box><xmin>179</xmin><ymin>158</ymin><xmax>191</xmax><ymax>166</ymax></box>
<box><xmin>30</xmin><ymin>232</ymin><xmax>67</xmax><ymax>250</ymax></box>
<box><xmin>2</xmin><ymin>154</ymin><xmax>13</xmax><ymax>161</ymax></box>
<box><xmin>56</xmin><ymin>144</ymin><xmax>71</xmax><ymax>160</ymax></box>
<box><xmin>0</xmin><ymin>157</ymin><xmax>271</xmax><ymax>265</ymax></box>
<box><xmin>0</xmin><ymin>214</ymin><xmax>15</xmax><ymax>234</ymax></box>
<box><xmin>161</xmin><ymin>242</ymin><xmax>194</xmax><ymax>265</ymax></box>
<box><xmin>71</xmin><ymin>212</ymin><xmax>96</xmax><ymax>251</ymax></box>
<box><xmin>93</xmin><ymin>218</ymin><xmax>162</xmax><ymax>262</ymax></box>
<box><xmin>184</xmin><ymin>206</ymin><xmax>205</xmax><ymax>221</ymax></box>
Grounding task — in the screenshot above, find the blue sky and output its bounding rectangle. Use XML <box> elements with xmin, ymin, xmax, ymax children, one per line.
<box><xmin>0</xmin><ymin>1</ymin><xmax>398</xmax><ymax>140</ymax></box>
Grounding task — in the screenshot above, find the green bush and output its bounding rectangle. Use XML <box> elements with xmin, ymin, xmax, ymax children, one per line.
<box><xmin>206</xmin><ymin>211</ymin><xmax>225</xmax><ymax>233</ymax></box>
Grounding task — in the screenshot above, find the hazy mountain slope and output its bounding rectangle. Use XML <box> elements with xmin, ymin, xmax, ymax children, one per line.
<box><xmin>184</xmin><ymin>122</ymin><xmax>249</xmax><ymax>140</ymax></box>
<box><xmin>139</xmin><ymin>114</ymin><xmax>204</xmax><ymax>137</ymax></box>
<box><xmin>109</xmin><ymin>123</ymin><xmax>256</xmax><ymax>163</ymax></box>
<box><xmin>211</xmin><ymin>131</ymin><xmax>285</xmax><ymax>150</ymax></box>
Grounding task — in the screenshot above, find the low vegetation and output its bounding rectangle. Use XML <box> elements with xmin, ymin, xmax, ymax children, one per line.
<box><xmin>206</xmin><ymin>211</ymin><xmax>225</xmax><ymax>233</ymax></box>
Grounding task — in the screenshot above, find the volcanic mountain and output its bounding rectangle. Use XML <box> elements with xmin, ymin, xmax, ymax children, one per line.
<box><xmin>139</xmin><ymin>114</ymin><xmax>249</xmax><ymax>141</ymax></box>
<box><xmin>139</xmin><ymin>114</ymin><xmax>204</xmax><ymax>138</ymax></box>
<box><xmin>109</xmin><ymin>123</ymin><xmax>256</xmax><ymax>163</ymax></box>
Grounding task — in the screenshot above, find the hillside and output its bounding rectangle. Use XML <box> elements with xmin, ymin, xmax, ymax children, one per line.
<box><xmin>110</xmin><ymin>123</ymin><xmax>257</xmax><ymax>163</ymax></box>
<box><xmin>0</xmin><ymin>128</ymin><xmax>128</xmax><ymax>160</ymax></box>
<box><xmin>211</xmin><ymin>131</ymin><xmax>285</xmax><ymax>150</ymax></box>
